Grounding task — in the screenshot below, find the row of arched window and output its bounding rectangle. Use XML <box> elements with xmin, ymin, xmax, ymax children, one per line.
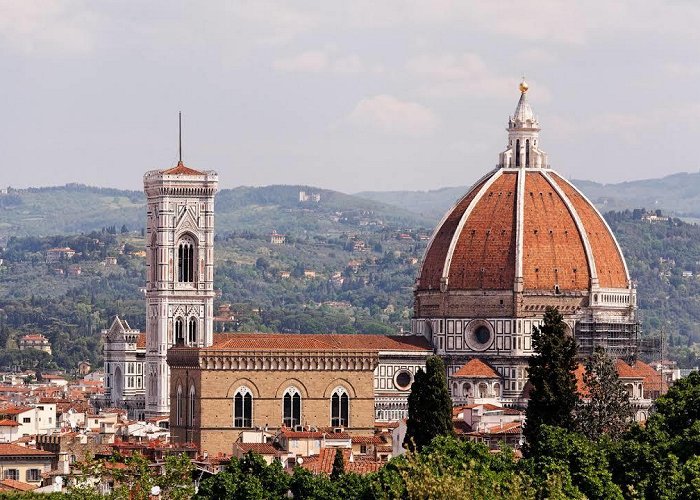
<box><xmin>150</xmin><ymin>234</ymin><xmax>197</xmax><ymax>285</ymax></box>
<box><xmin>174</xmin><ymin>317</ymin><xmax>197</xmax><ymax>344</ymax></box>
<box><xmin>235</xmin><ymin>386</ymin><xmax>349</xmax><ymax>429</ymax></box>
<box><xmin>175</xmin><ymin>384</ymin><xmax>352</xmax><ymax>429</ymax></box>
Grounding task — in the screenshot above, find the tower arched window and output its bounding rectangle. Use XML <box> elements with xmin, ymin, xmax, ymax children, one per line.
<box><xmin>526</xmin><ymin>139</ymin><xmax>530</xmax><ymax>167</ymax></box>
<box><xmin>177</xmin><ymin>236</ymin><xmax>195</xmax><ymax>283</ymax></box>
<box><xmin>234</xmin><ymin>387</ymin><xmax>253</xmax><ymax>428</ymax></box>
<box><xmin>176</xmin><ymin>385</ymin><xmax>183</xmax><ymax>425</ymax></box>
<box><xmin>330</xmin><ymin>387</ymin><xmax>349</xmax><ymax>427</ymax></box>
<box><xmin>188</xmin><ymin>317</ymin><xmax>197</xmax><ymax>344</ymax></box>
<box><xmin>283</xmin><ymin>387</ymin><xmax>301</xmax><ymax>428</ymax></box>
<box><xmin>150</xmin><ymin>233</ymin><xmax>158</xmax><ymax>284</ymax></box>
<box><xmin>515</xmin><ymin>139</ymin><xmax>521</xmax><ymax>167</ymax></box>
<box><xmin>188</xmin><ymin>385</ymin><xmax>196</xmax><ymax>427</ymax></box>
<box><xmin>175</xmin><ymin>318</ymin><xmax>184</xmax><ymax>344</ymax></box>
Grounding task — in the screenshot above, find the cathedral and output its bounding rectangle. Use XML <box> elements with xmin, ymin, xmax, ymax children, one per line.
<box><xmin>103</xmin><ymin>81</ymin><xmax>641</xmax><ymax>453</ymax></box>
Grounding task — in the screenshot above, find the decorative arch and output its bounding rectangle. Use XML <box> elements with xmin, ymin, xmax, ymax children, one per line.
<box><xmin>188</xmin><ymin>317</ymin><xmax>197</xmax><ymax>344</ymax></box>
<box><xmin>274</xmin><ymin>378</ymin><xmax>309</xmax><ymax>399</ymax></box>
<box><xmin>322</xmin><ymin>378</ymin><xmax>358</xmax><ymax>399</ymax></box>
<box><xmin>282</xmin><ymin>386</ymin><xmax>302</xmax><ymax>428</ymax></box>
<box><xmin>330</xmin><ymin>386</ymin><xmax>349</xmax><ymax>427</ymax></box>
<box><xmin>176</xmin><ymin>385</ymin><xmax>183</xmax><ymax>425</ymax></box>
<box><xmin>225</xmin><ymin>378</ymin><xmax>261</xmax><ymax>399</ymax></box>
<box><xmin>187</xmin><ymin>385</ymin><xmax>196</xmax><ymax>427</ymax></box>
<box><xmin>175</xmin><ymin>317</ymin><xmax>185</xmax><ymax>344</ymax></box>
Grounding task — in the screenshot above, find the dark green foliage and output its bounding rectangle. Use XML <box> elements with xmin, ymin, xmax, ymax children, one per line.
<box><xmin>524</xmin><ymin>307</ymin><xmax>580</xmax><ymax>446</ymax></box>
<box><xmin>576</xmin><ymin>347</ymin><xmax>633</xmax><ymax>440</ymax></box>
<box><xmin>404</xmin><ymin>355</ymin><xmax>453</xmax><ymax>451</ymax></box>
<box><xmin>196</xmin><ymin>452</ymin><xmax>290</xmax><ymax>499</ymax></box>
<box><xmin>330</xmin><ymin>448</ymin><xmax>344</xmax><ymax>481</ymax></box>
<box><xmin>525</xmin><ymin>426</ymin><xmax>623</xmax><ymax>499</ymax></box>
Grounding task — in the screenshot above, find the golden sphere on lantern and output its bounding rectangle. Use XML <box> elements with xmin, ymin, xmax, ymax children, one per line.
<box><xmin>519</xmin><ymin>80</ymin><xmax>529</xmax><ymax>93</ymax></box>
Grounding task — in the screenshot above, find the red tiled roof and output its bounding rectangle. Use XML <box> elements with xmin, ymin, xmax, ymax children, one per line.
<box><xmin>162</xmin><ymin>161</ymin><xmax>204</xmax><ymax>176</ymax></box>
<box><xmin>0</xmin><ymin>420</ymin><xmax>19</xmax><ymax>427</ymax></box>
<box><xmin>0</xmin><ymin>406</ymin><xmax>33</xmax><ymax>416</ymax></box>
<box><xmin>235</xmin><ymin>443</ymin><xmax>283</xmax><ymax>456</ymax></box>
<box><xmin>0</xmin><ymin>443</ymin><xmax>53</xmax><ymax>457</ymax></box>
<box><xmin>452</xmin><ymin>359</ymin><xmax>500</xmax><ymax>379</ymax></box>
<box><xmin>301</xmin><ymin>448</ymin><xmax>383</xmax><ymax>475</ymax></box>
<box><xmin>0</xmin><ymin>479</ymin><xmax>37</xmax><ymax>491</ymax></box>
<box><xmin>470</xmin><ymin>421</ymin><xmax>522</xmax><ymax>436</ymax></box>
<box><xmin>20</xmin><ymin>334</ymin><xmax>48</xmax><ymax>342</ymax></box>
<box><xmin>208</xmin><ymin>333</ymin><xmax>431</xmax><ymax>352</ymax></box>
<box><xmin>136</xmin><ymin>333</ymin><xmax>146</xmax><ymax>349</ymax></box>
<box><xmin>351</xmin><ymin>435</ymin><xmax>383</xmax><ymax>444</ymax></box>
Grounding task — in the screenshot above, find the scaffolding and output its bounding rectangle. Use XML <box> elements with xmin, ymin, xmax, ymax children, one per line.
<box><xmin>575</xmin><ymin>320</ymin><xmax>641</xmax><ymax>362</ymax></box>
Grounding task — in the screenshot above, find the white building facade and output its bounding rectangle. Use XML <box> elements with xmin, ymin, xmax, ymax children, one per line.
<box><xmin>143</xmin><ymin>160</ymin><xmax>218</xmax><ymax>416</ymax></box>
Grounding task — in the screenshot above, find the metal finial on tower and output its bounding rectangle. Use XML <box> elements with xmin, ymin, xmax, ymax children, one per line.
<box><xmin>178</xmin><ymin>112</ymin><xmax>182</xmax><ymax>163</ymax></box>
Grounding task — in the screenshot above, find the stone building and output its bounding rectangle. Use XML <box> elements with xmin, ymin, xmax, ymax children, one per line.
<box><xmin>18</xmin><ymin>334</ymin><xmax>52</xmax><ymax>355</ymax></box>
<box><xmin>413</xmin><ymin>81</ymin><xmax>638</xmax><ymax>406</ymax></box>
<box><xmin>167</xmin><ymin>334</ymin><xmax>430</xmax><ymax>455</ymax></box>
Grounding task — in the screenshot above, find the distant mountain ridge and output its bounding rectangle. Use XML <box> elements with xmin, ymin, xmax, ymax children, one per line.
<box><xmin>355</xmin><ymin>171</ymin><xmax>700</xmax><ymax>222</ymax></box>
<box><xmin>0</xmin><ymin>183</ymin><xmax>432</xmax><ymax>237</ymax></box>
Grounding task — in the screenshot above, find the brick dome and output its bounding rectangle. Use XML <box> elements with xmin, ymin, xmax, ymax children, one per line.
<box><xmin>418</xmin><ymin>168</ymin><xmax>629</xmax><ymax>293</ymax></box>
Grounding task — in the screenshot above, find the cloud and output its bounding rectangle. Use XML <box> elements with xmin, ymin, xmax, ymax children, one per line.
<box><xmin>0</xmin><ymin>1</ymin><xmax>98</xmax><ymax>55</ymax></box>
<box><xmin>273</xmin><ymin>49</ymin><xmax>376</xmax><ymax>75</ymax></box>
<box><xmin>347</xmin><ymin>95</ymin><xmax>439</xmax><ymax>137</ymax></box>
<box><xmin>406</xmin><ymin>53</ymin><xmax>522</xmax><ymax>99</ymax></box>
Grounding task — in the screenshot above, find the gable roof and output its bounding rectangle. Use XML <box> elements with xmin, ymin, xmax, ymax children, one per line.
<box><xmin>0</xmin><ymin>443</ymin><xmax>53</xmax><ymax>457</ymax></box>
<box><xmin>452</xmin><ymin>359</ymin><xmax>500</xmax><ymax>379</ymax></box>
<box><xmin>0</xmin><ymin>479</ymin><xmax>37</xmax><ymax>491</ymax></box>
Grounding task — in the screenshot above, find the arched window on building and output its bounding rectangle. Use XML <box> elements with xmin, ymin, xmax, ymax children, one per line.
<box><xmin>188</xmin><ymin>317</ymin><xmax>197</xmax><ymax>344</ymax></box>
<box><xmin>234</xmin><ymin>387</ymin><xmax>253</xmax><ymax>428</ymax></box>
<box><xmin>175</xmin><ymin>318</ymin><xmax>184</xmax><ymax>344</ymax></box>
<box><xmin>150</xmin><ymin>233</ymin><xmax>158</xmax><ymax>284</ymax></box>
<box><xmin>493</xmin><ymin>383</ymin><xmax>501</xmax><ymax>398</ymax></box>
<box><xmin>283</xmin><ymin>387</ymin><xmax>301</xmax><ymax>428</ymax></box>
<box><xmin>515</xmin><ymin>139</ymin><xmax>521</xmax><ymax>167</ymax></box>
<box><xmin>330</xmin><ymin>387</ymin><xmax>349</xmax><ymax>427</ymax></box>
<box><xmin>478</xmin><ymin>382</ymin><xmax>488</xmax><ymax>398</ymax></box>
<box><xmin>525</xmin><ymin>139</ymin><xmax>530</xmax><ymax>167</ymax></box>
<box><xmin>188</xmin><ymin>385</ymin><xmax>196</xmax><ymax>427</ymax></box>
<box><xmin>462</xmin><ymin>383</ymin><xmax>471</xmax><ymax>398</ymax></box>
<box><xmin>177</xmin><ymin>236</ymin><xmax>195</xmax><ymax>283</ymax></box>
<box><xmin>176</xmin><ymin>385</ymin><xmax>183</xmax><ymax>425</ymax></box>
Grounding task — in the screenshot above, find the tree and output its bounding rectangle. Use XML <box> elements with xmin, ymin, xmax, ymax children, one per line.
<box><xmin>524</xmin><ymin>307</ymin><xmax>580</xmax><ymax>447</ymax></box>
<box><xmin>404</xmin><ymin>355</ymin><xmax>453</xmax><ymax>451</ymax></box>
<box><xmin>331</xmin><ymin>448</ymin><xmax>345</xmax><ymax>481</ymax></box>
<box><xmin>576</xmin><ymin>347</ymin><xmax>633</xmax><ymax>440</ymax></box>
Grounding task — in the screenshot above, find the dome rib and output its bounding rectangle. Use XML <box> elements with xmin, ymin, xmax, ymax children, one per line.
<box><xmin>549</xmin><ymin>173</ymin><xmax>630</xmax><ymax>288</ymax></box>
<box><xmin>542</xmin><ymin>171</ymin><xmax>598</xmax><ymax>285</ymax></box>
<box><xmin>442</xmin><ymin>169</ymin><xmax>505</xmax><ymax>285</ymax></box>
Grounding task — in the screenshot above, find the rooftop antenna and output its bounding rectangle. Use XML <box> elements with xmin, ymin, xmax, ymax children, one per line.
<box><xmin>178</xmin><ymin>112</ymin><xmax>182</xmax><ymax>163</ymax></box>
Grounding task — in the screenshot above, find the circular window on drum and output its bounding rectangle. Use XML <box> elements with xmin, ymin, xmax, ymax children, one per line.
<box><xmin>394</xmin><ymin>370</ymin><xmax>413</xmax><ymax>391</ymax></box>
<box><xmin>465</xmin><ymin>321</ymin><xmax>494</xmax><ymax>351</ymax></box>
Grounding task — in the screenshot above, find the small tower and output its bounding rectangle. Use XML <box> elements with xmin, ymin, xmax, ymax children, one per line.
<box><xmin>143</xmin><ymin>157</ymin><xmax>218</xmax><ymax>416</ymax></box>
<box><xmin>498</xmin><ymin>79</ymin><xmax>548</xmax><ymax>169</ymax></box>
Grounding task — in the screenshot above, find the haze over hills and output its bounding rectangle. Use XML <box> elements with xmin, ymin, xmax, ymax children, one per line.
<box><xmin>0</xmin><ymin>184</ymin><xmax>432</xmax><ymax>238</ymax></box>
<box><xmin>356</xmin><ymin>171</ymin><xmax>700</xmax><ymax>222</ymax></box>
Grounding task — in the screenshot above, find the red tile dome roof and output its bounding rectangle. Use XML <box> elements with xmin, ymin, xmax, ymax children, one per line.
<box><xmin>418</xmin><ymin>168</ymin><xmax>629</xmax><ymax>293</ymax></box>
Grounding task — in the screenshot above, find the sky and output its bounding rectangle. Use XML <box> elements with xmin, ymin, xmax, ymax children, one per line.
<box><xmin>1</xmin><ymin>1</ymin><xmax>699</xmax><ymax>193</ymax></box>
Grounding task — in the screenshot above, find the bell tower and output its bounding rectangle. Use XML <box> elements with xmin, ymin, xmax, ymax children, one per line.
<box><xmin>143</xmin><ymin>159</ymin><xmax>218</xmax><ymax>416</ymax></box>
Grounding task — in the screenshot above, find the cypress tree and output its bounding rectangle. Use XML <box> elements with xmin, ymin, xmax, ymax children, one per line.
<box><xmin>404</xmin><ymin>355</ymin><xmax>453</xmax><ymax>451</ymax></box>
<box><xmin>330</xmin><ymin>448</ymin><xmax>344</xmax><ymax>481</ymax></box>
<box><xmin>576</xmin><ymin>347</ymin><xmax>633</xmax><ymax>440</ymax></box>
<box><xmin>524</xmin><ymin>306</ymin><xmax>580</xmax><ymax>447</ymax></box>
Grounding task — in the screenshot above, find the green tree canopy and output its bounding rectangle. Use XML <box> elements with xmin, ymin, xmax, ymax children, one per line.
<box><xmin>403</xmin><ymin>355</ymin><xmax>453</xmax><ymax>452</ymax></box>
<box><xmin>524</xmin><ymin>307</ymin><xmax>580</xmax><ymax>447</ymax></box>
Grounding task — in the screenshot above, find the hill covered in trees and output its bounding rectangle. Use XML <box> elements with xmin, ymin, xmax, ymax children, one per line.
<box><xmin>0</xmin><ymin>184</ymin><xmax>430</xmax><ymax>237</ymax></box>
<box><xmin>357</xmin><ymin>170</ymin><xmax>700</xmax><ymax>221</ymax></box>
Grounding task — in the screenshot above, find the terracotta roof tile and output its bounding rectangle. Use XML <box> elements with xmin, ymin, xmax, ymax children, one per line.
<box><xmin>0</xmin><ymin>443</ymin><xmax>53</xmax><ymax>457</ymax></box>
<box><xmin>162</xmin><ymin>161</ymin><xmax>204</xmax><ymax>176</ymax></box>
<box><xmin>235</xmin><ymin>443</ymin><xmax>283</xmax><ymax>456</ymax></box>
<box><xmin>136</xmin><ymin>333</ymin><xmax>146</xmax><ymax>349</ymax></box>
<box><xmin>0</xmin><ymin>406</ymin><xmax>33</xmax><ymax>416</ymax></box>
<box><xmin>208</xmin><ymin>333</ymin><xmax>431</xmax><ymax>352</ymax></box>
<box><xmin>0</xmin><ymin>420</ymin><xmax>19</xmax><ymax>427</ymax></box>
<box><xmin>452</xmin><ymin>359</ymin><xmax>500</xmax><ymax>379</ymax></box>
<box><xmin>0</xmin><ymin>479</ymin><xmax>37</xmax><ymax>491</ymax></box>
<box><xmin>301</xmin><ymin>448</ymin><xmax>383</xmax><ymax>475</ymax></box>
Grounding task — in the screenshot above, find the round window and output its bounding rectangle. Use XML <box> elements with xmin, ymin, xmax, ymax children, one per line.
<box><xmin>394</xmin><ymin>370</ymin><xmax>412</xmax><ymax>391</ymax></box>
<box><xmin>474</xmin><ymin>326</ymin><xmax>490</xmax><ymax>344</ymax></box>
<box><xmin>465</xmin><ymin>321</ymin><xmax>493</xmax><ymax>351</ymax></box>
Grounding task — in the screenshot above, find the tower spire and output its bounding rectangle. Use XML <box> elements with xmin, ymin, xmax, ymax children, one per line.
<box><xmin>178</xmin><ymin>112</ymin><xmax>182</xmax><ymax>163</ymax></box>
<box><xmin>498</xmin><ymin>79</ymin><xmax>548</xmax><ymax>169</ymax></box>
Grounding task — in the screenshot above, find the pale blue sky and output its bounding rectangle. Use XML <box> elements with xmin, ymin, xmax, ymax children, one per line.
<box><xmin>1</xmin><ymin>1</ymin><xmax>698</xmax><ymax>192</ymax></box>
